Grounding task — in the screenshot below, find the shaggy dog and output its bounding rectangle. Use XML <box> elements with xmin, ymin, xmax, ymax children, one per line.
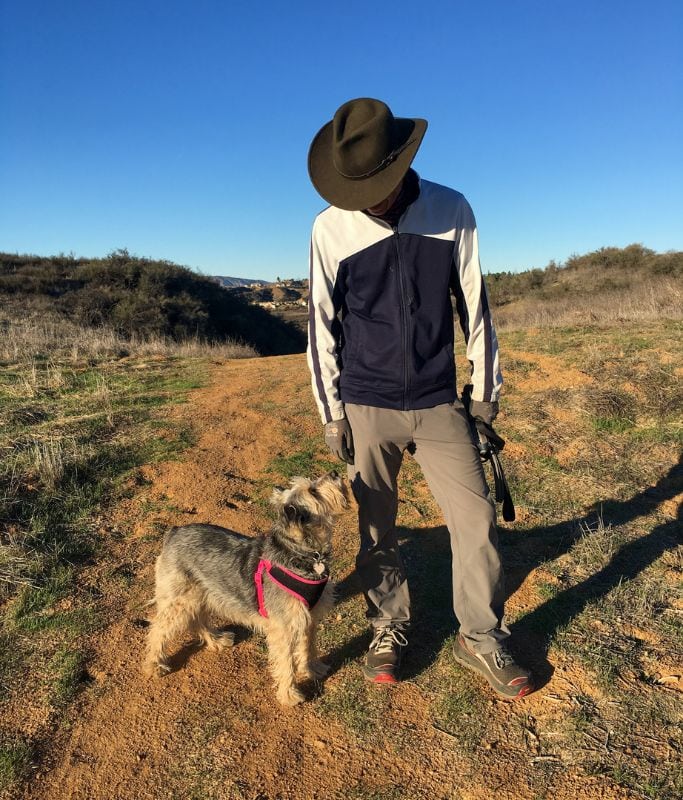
<box><xmin>144</xmin><ymin>471</ymin><xmax>348</xmax><ymax>705</ymax></box>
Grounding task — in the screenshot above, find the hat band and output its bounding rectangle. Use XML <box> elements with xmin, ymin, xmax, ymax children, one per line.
<box><xmin>336</xmin><ymin>138</ymin><xmax>416</xmax><ymax>180</ymax></box>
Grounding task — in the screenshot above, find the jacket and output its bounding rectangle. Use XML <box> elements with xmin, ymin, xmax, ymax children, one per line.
<box><xmin>306</xmin><ymin>174</ymin><xmax>502</xmax><ymax>424</ymax></box>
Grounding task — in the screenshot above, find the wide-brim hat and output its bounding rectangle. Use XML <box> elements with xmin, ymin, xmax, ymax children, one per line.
<box><xmin>308</xmin><ymin>97</ymin><xmax>427</xmax><ymax>211</ymax></box>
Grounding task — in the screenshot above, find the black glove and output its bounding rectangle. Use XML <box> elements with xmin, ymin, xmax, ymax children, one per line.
<box><xmin>472</xmin><ymin>418</ymin><xmax>506</xmax><ymax>455</ymax></box>
<box><xmin>324</xmin><ymin>417</ymin><xmax>354</xmax><ymax>464</ymax></box>
<box><xmin>462</xmin><ymin>385</ymin><xmax>505</xmax><ymax>456</ymax></box>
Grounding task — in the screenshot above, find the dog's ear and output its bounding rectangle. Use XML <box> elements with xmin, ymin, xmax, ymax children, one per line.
<box><xmin>270</xmin><ymin>488</ymin><xmax>286</xmax><ymax>507</ymax></box>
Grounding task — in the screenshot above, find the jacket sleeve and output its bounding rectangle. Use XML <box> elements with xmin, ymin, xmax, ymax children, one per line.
<box><xmin>306</xmin><ymin>218</ymin><xmax>345</xmax><ymax>424</ymax></box>
<box><xmin>450</xmin><ymin>199</ymin><xmax>503</xmax><ymax>403</ymax></box>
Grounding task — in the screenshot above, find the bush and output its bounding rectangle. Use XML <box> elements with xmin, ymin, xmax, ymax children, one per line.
<box><xmin>0</xmin><ymin>250</ymin><xmax>305</xmax><ymax>356</ymax></box>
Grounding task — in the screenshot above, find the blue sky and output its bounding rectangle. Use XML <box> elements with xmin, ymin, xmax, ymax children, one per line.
<box><xmin>1</xmin><ymin>0</ymin><xmax>681</xmax><ymax>280</ymax></box>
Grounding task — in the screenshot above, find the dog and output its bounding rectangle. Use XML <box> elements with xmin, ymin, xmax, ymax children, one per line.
<box><xmin>144</xmin><ymin>470</ymin><xmax>349</xmax><ymax>705</ymax></box>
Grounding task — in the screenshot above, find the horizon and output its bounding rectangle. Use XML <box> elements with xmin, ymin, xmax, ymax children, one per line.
<box><xmin>1</xmin><ymin>239</ymin><xmax>678</xmax><ymax>283</ymax></box>
<box><xmin>1</xmin><ymin>1</ymin><xmax>682</xmax><ymax>281</ymax></box>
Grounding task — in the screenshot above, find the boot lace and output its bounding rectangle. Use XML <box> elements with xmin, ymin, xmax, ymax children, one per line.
<box><xmin>370</xmin><ymin>626</ymin><xmax>408</xmax><ymax>655</ymax></box>
<box><xmin>493</xmin><ymin>644</ymin><xmax>516</xmax><ymax>670</ymax></box>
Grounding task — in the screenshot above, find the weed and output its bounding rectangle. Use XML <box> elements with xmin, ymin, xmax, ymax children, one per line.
<box><xmin>10</xmin><ymin>565</ymin><xmax>74</xmax><ymax>625</ymax></box>
<box><xmin>582</xmin><ymin>385</ymin><xmax>635</xmax><ymax>422</ymax></box>
<box><xmin>31</xmin><ymin>437</ymin><xmax>66</xmax><ymax>490</ymax></box>
<box><xmin>569</xmin><ymin>515</ymin><xmax>624</xmax><ymax>576</ymax></box>
<box><xmin>536</xmin><ymin>581</ymin><xmax>560</xmax><ymax>599</ymax></box>
<box><xmin>591</xmin><ymin>416</ymin><xmax>634</xmax><ymax>433</ymax></box>
<box><xmin>49</xmin><ymin>646</ymin><xmax>86</xmax><ymax>707</ymax></box>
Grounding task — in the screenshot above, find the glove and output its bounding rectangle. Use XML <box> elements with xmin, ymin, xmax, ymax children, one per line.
<box><xmin>469</xmin><ymin>398</ymin><xmax>498</xmax><ymax>427</ymax></box>
<box><xmin>324</xmin><ymin>417</ymin><xmax>355</xmax><ymax>464</ymax></box>
<box><xmin>462</xmin><ymin>386</ymin><xmax>505</xmax><ymax>455</ymax></box>
<box><xmin>472</xmin><ymin>416</ymin><xmax>506</xmax><ymax>454</ymax></box>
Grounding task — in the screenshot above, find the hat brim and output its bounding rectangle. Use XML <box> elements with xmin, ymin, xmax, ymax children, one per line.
<box><xmin>308</xmin><ymin>117</ymin><xmax>427</xmax><ymax>211</ymax></box>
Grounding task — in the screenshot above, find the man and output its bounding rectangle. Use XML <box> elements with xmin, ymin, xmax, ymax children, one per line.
<box><xmin>305</xmin><ymin>98</ymin><xmax>532</xmax><ymax>699</ymax></box>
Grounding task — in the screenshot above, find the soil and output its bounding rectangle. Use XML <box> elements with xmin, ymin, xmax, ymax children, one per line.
<box><xmin>23</xmin><ymin>352</ymin><xmax>669</xmax><ymax>800</ymax></box>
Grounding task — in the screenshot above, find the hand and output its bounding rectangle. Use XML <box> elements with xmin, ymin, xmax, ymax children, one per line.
<box><xmin>463</xmin><ymin>388</ymin><xmax>504</xmax><ymax>454</ymax></box>
<box><xmin>473</xmin><ymin>418</ymin><xmax>506</xmax><ymax>454</ymax></box>
<box><xmin>324</xmin><ymin>418</ymin><xmax>354</xmax><ymax>464</ymax></box>
<box><xmin>469</xmin><ymin>398</ymin><xmax>499</xmax><ymax>427</ymax></box>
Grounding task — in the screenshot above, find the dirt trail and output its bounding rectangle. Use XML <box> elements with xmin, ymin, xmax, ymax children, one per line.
<box><xmin>30</xmin><ymin>353</ymin><xmax>640</xmax><ymax>800</ymax></box>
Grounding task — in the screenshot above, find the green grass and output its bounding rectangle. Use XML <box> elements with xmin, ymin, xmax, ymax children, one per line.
<box><xmin>430</xmin><ymin>666</ymin><xmax>489</xmax><ymax>753</ymax></box>
<box><xmin>317</xmin><ymin>672</ymin><xmax>391</xmax><ymax>738</ymax></box>
<box><xmin>536</xmin><ymin>581</ymin><xmax>560</xmax><ymax>600</ymax></box>
<box><xmin>268</xmin><ymin>446</ymin><xmax>319</xmax><ymax>479</ymax></box>
<box><xmin>591</xmin><ymin>416</ymin><xmax>635</xmax><ymax>434</ymax></box>
<box><xmin>0</xmin><ymin>740</ymin><xmax>32</xmax><ymax>792</ymax></box>
<box><xmin>0</xmin><ymin>350</ymin><xmax>208</xmax><ymax>786</ymax></box>
<box><xmin>49</xmin><ymin>646</ymin><xmax>86</xmax><ymax>708</ymax></box>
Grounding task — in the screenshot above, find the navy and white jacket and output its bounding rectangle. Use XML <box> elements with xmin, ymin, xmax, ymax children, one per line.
<box><xmin>306</xmin><ymin>175</ymin><xmax>502</xmax><ymax>424</ymax></box>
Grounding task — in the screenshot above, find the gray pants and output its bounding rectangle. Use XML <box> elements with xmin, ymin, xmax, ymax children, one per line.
<box><xmin>345</xmin><ymin>401</ymin><xmax>510</xmax><ymax>654</ymax></box>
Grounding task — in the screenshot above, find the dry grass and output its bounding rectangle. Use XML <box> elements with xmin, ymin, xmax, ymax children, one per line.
<box><xmin>30</xmin><ymin>438</ymin><xmax>67</xmax><ymax>491</ymax></box>
<box><xmin>0</xmin><ymin>310</ymin><xmax>258</xmax><ymax>364</ymax></box>
<box><xmin>494</xmin><ymin>277</ymin><xmax>682</xmax><ymax>330</ymax></box>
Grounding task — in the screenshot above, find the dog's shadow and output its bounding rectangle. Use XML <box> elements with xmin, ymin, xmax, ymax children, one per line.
<box><xmin>163</xmin><ymin>625</ymin><xmax>252</xmax><ymax>673</ymax></box>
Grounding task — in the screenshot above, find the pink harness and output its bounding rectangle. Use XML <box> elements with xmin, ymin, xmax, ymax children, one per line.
<box><xmin>254</xmin><ymin>558</ymin><xmax>329</xmax><ymax>618</ymax></box>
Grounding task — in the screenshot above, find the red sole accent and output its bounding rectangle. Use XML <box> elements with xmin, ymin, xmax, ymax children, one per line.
<box><xmin>372</xmin><ymin>672</ymin><xmax>399</xmax><ymax>685</ymax></box>
<box><xmin>508</xmin><ymin>683</ymin><xmax>534</xmax><ymax>700</ymax></box>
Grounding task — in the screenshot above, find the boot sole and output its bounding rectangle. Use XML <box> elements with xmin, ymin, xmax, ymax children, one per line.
<box><xmin>361</xmin><ymin>665</ymin><xmax>399</xmax><ymax>685</ymax></box>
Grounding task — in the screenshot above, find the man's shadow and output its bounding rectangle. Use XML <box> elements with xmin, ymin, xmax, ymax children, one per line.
<box><xmin>328</xmin><ymin>456</ymin><xmax>681</xmax><ymax>685</ymax></box>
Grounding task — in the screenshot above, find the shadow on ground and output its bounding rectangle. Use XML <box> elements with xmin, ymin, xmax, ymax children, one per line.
<box><xmin>328</xmin><ymin>457</ymin><xmax>682</xmax><ymax>685</ymax></box>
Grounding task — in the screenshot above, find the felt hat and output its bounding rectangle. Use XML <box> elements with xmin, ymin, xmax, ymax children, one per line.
<box><xmin>308</xmin><ymin>97</ymin><xmax>427</xmax><ymax>211</ymax></box>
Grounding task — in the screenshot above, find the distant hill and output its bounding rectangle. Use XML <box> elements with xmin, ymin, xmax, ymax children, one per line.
<box><xmin>220</xmin><ymin>243</ymin><xmax>682</xmax><ymax>332</ymax></box>
<box><xmin>486</xmin><ymin>243</ymin><xmax>682</xmax><ymax>328</ymax></box>
<box><xmin>213</xmin><ymin>276</ymin><xmax>271</xmax><ymax>289</ymax></box>
<box><xmin>0</xmin><ymin>250</ymin><xmax>306</xmax><ymax>355</ymax></box>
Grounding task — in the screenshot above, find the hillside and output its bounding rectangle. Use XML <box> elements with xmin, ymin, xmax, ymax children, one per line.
<box><xmin>223</xmin><ymin>244</ymin><xmax>683</xmax><ymax>333</ymax></box>
<box><xmin>486</xmin><ymin>244</ymin><xmax>683</xmax><ymax>328</ymax></box>
<box><xmin>0</xmin><ymin>251</ymin><xmax>305</xmax><ymax>356</ymax></box>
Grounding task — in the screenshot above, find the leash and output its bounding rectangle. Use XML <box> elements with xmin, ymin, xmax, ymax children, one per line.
<box><xmin>461</xmin><ymin>385</ymin><xmax>516</xmax><ymax>522</ymax></box>
<box><xmin>476</xmin><ymin>438</ymin><xmax>516</xmax><ymax>522</ymax></box>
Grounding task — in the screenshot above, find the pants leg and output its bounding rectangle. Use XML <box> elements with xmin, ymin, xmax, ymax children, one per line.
<box><xmin>344</xmin><ymin>404</ymin><xmax>412</xmax><ymax>629</ymax></box>
<box><xmin>411</xmin><ymin>402</ymin><xmax>510</xmax><ymax>654</ymax></box>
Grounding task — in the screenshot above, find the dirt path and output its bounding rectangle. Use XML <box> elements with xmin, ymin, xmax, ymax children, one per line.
<box><xmin>28</xmin><ymin>352</ymin><xmax>658</xmax><ymax>800</ymax></box>
<box><xmin>32</xmin><ymin>355</ymin><xmax>480</xmax><ymax>800</ymax></box>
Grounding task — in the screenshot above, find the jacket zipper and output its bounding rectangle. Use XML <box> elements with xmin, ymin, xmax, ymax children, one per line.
<box><xmin>392</xmin><ymin>225</ymin><xmax>410</xmax><ymax>410</ymax></box>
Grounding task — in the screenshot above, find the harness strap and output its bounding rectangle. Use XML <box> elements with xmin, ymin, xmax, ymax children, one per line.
<box><xmin>255</xmin><ymin>559</ymin><xmax>329</xmax><ymax>618</ymax></box>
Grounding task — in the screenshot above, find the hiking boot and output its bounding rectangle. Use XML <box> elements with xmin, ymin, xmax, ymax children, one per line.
<box><xmin>361</xmin><ymin>625</ymin><xmax>408</xmax><ymax>684</ymax></box>
<box><xmin>452</xmin><ymin>633</ymin><xmax>533</xmax><ymax>699</ymax></box>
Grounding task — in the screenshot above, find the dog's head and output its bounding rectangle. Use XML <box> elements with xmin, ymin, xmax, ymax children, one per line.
<box><xmin>271</xmin><ymin>471</ymin><xmax>349</xmax><ymax>551</ymax></box>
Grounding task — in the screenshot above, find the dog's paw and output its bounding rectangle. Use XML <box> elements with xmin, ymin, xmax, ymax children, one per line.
<box><xmin>203</xmin><ymin>630</ymin><xmax>235</xmax><ymax>651</ymax></box>
<box><xmin>308</xmin><ymin>659</ymin><xmax>331</xmax><ymax>679</ymax></box>
<box><xmin>144</xmin><ymin>659</ymin><xmax>171</xmax><ymax>677</ymax></box>
<box><xmin>276</xmin><ymin>686</ymin><xmax>305</xmax><ymax>706</ymax></box>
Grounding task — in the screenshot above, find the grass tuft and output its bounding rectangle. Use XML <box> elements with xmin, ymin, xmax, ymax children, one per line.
<box><xmin>0</xmin><ymin>739</ymin><xmax>32</xmax><ymax>792</ymax></box>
